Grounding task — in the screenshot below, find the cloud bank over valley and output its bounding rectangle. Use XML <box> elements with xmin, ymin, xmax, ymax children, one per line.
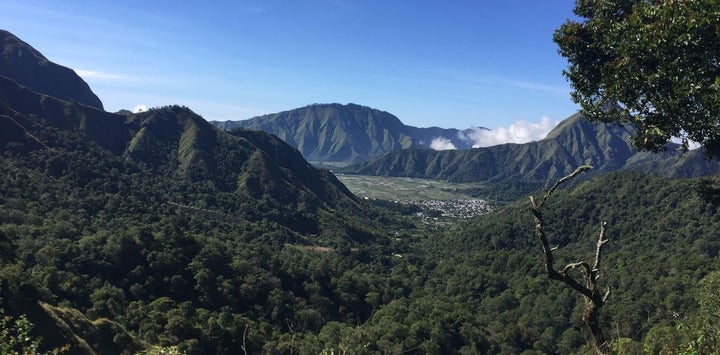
<box><xmin>430</xmin><ymin>137</ymin><xmax>458</xmax><ymax>151</ymax></box>
<box><xmin>465</xmin><ymin>116</ymin><xmax>559</xmax><ymax>148</ymax></box>
<box><xmin>429</xmin><ymin>116</ymin><xmax>560</xmax><ymax>151</ymax></box>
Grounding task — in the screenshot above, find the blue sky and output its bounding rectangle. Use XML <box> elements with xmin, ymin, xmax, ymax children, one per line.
<box><xmin>2</xmin><ymin>1</ymin><xmax>580</xmax><ymax>143</ymax></box>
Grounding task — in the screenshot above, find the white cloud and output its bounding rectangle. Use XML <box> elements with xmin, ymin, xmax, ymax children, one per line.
<box><xmin>430</xmin><ymin>137</ymin><xmax>457</xmax><ymax>150</ymax></box>
<box><xmin>75</xmin><ymin>69</ymin><xmax>125</xmax><ymax>80</ymax></box>
<box><xmin>467</xmin><ymin>116</ymin><xmax>559</xmax><ymax>147</ymax></box>
<box><xmin>670</xmin><ymin>136</ymin><xmax>702</xmax><ymax>150</ymax></box>
<box><xmin>132</xmin><ymin>104</ymin><xmax>148</xmax><ymax>113</ymax></box>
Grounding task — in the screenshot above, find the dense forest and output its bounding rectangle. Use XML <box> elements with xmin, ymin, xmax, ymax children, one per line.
<box><xmin>2</xmin><ymin>111</ymin><xmax>720</xmax><ymax>353</ymax></box>
<box><xmin>0</xmin><ymin>109</ymin><xmax>414</xmax><ymax>353</ymax></box>
<box><xmin>2</xmin><ymin>25</ymin><xmax>720</xmax><ymax>355</ymax></box>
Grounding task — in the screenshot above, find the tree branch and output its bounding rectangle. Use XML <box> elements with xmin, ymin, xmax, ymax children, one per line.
<box><xmin>538</xmin><ymin>165</ymin><xmax>593</xmax><ymax>208</ymax></box>
<box><xmin>562</xmin><ymin>261</ymin><xmax>592</xmax><ymax>277</ymax></box>
<box><xmin>592</xmin><ymin>221</ymin><xmax>609</xmax><ymax>272</ymax></box>
<box><xmin>529</xmin><ymin>166</ymin><xmax>612</xmax><ymax>354</ymax></box>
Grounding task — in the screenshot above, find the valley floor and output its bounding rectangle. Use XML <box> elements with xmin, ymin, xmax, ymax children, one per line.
<box><xmin>336</xmin><ymin>173</ymin><xmax>494</xmax><ymax>220</ymax></box>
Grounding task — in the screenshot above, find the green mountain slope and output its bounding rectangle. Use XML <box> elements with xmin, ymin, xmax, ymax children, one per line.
<box><xmin>0</xmin><ymin>30</ymin><xmax>103</xmax><ymax>110</ymax></box>
<box><xmin>0</xmin><ymin>63</ymin><xmax>403</xmax><ymax>353</ymax></box>
<box><xmin>409</xmin><ymin>171</ymin><xmax>720</xmax><ymax>353</ymax></box>
<box><xmin>211</xmin><ymin>103</ymin><xmax>482</xmax><ymax>164</ymax></box>
<box><xmin>346</xmin><ymin>113</ymin><xmax>720</xmax><ymax>190</ymax></box>
<box><xmin>0</xmin><ymin>76</ymin><xmax>127</xmax><ymax>154</ymax></box>
<box><xmin>122</xmin><ymin>105</ymin><xmax>358</xmax><ymax>211</ymax></box>
<box><xmin>0</xmin><ymin>77</ymin><xmax>360</xmax><ymax>223</ymax></box>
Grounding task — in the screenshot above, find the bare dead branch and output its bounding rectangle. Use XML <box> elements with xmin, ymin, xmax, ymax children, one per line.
<box><xmin>593</xmin><ymin>221</ymin><xmax>609</xmax><ymax>272</ymax></box>
<box><xmin>529</xmin><ymin>166</ymin><xmax>612</xmax><ymax>355</ymax></box>
<box><xmin>538</xmin><ymin>165</ymin><xmax>593</xmax><ymax>208</ymax></box>
<box><xmin>241</xmin><ymin>324</ymin><xmax>249</xmax><ymax>355</ymax></box>
<box><xmin>562</xmin><ymin>261</ymin><xmax>592</xmax><ymax>277</ymax></box>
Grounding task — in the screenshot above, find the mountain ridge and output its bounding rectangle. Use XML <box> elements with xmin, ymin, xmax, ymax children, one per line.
<box><xmin>0</xmin><ymin>29</ymin><xmax>360</xmax><ymax>219</ymax></box>
<box><xmin>211</xmin><ymin>103</ymin><xmax>484</xmax><ymax>164</ymax></box>
<box><xmin>343</xmin><ymin>113</ymin><xmax>720</xmax><ymax>191</ymax></box>
<box><xmin>0</xmin><ymin>77</ymin><xmax>358</xmax><ymax>211</ymax></box>
<box><xmin>0</xmin><ymin>75</ymin><xmax>126</xmax><ymax>153</ymax></box>
<box><xmin>0</xmin><ymin>30</ymin><xmax>104</xmax><ymax>110</ymax></box>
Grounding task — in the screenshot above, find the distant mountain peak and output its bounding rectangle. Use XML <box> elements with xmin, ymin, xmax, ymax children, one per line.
<box><xmin>543</xmin><ymin>112</ymin><xmax>582</xmax><ymax>140</ymax></box>
<box><xmin>211</xmin><ymin>103</ymin><xmax>481</xmax><ymax>164</ymax></box>
<box><xmin>0</xmin><ymin>30</ymin><xmax>47</xmax><ymax>62</ymax></box>
<box><xmin>0</xmin><ymin>29</ymin><xmax>104</xmax><ymax>110</ymax></box>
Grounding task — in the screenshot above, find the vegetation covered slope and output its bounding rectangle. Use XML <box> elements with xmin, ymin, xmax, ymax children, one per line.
<box><xmin>345</xmin><ymin>113</ymin><xmax>720</xmax><ymax>190</ymax></box>
<box><xmin>2</xmin><ymin>28</ymin><xmax>719</xmax><ymax>354</ymax></box>
<box><xmin>0</xmin><ymin>132</ymin><xmax>406</xmax><ymax>353</ymax></box>
<box><xmin>0</xmin><ymin>30</ymin><xmax>104</xmax><ymax>110</ymax></box>
<box><xmin>4</xmin><ymin>134</ymin><xmax>719</xmax><ymax>353</ymax></box>
<box><xmin>407</xmin><ymin>171</ymin><xmax>720</xmax><ymax>354</ymax></box>
<box><xmin>0</xmin><ymin>75</ymin><xmax>127</xmax><ymax>154</ymax></box>
<box><xmin>0</xmin><ymin>70</ymin><xmax>410</xmax><ymax>353</ymax></box>
<box><xmin>123</xmin><ymin>105</ymin><xmax>358</xmax><ymax>212</ymax></box>
<box><xmin>212</xmin><ymin>103</ymin><xmax>483</xmax><ymax>164</ymax></box>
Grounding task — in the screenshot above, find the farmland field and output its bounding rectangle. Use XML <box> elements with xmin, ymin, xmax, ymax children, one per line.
<box><xmin>335</xmin><ymin>174</ymin><xmax>487</xmax><ymax>201</ymax></box>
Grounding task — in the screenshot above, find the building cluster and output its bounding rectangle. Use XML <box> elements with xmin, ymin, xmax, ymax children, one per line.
<box><xmin>402</xmin><ymin>199</ymin><xmax>492</xmax><ymax>219</ymax></box>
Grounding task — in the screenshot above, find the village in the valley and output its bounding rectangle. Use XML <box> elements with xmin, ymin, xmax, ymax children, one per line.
<box><xmin>402</xmin><ymin>198</ymin><xmax>493</xmax><ymax>220</ymax></box>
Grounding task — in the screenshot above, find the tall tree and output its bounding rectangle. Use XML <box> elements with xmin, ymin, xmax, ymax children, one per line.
<box><xmin>554</xmin><ymin>0</ymin><xmax>720</xmax><ymax>157</ymax></box>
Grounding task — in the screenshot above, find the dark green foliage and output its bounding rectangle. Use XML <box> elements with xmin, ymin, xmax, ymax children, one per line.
<box><xmin>3</xmin><ymin>108</ymin><xmax>720</xmax><ymax>352</ymax></box>
<box><xmin>697</xmin><ymin>174</ymin><xmax>720</xmax><ymax>206</ymax></box>
<box><xmin>2</xmin><ymin>28</ymin><xmax>720</xmax><ymax>354</ymax></box>
<box><xmin>432</xmin><ymin>172</ymin><xmax>720</xmax><ymax>353</ymax></box>
<box><xmin>0</xmin><ymin>71</ymin><xmax>409</xmax><ymax>352</ymax></box>
<box><xmin>3</xmin><ymin>82</ymin><xmax>720</xmax><ymax>352</ymax></box>
<box><xmin>554</xmin><ymin>0</ymin><xmax>720</xmax><ymax>157</ymax></box>
<box><xmin>0</xmin><ymin>123</ymin><xmax>404</xmax><ymax>353</ymax></box>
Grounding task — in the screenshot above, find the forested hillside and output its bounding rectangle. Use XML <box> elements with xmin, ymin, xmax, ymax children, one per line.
<box><xmin>2</xmin><ymin>28</ymin><xmax>720</xmax><ymax>354</ymax></box>
<box><xmin>413</xmin><ymin>172</ymin><xmax>720</xmax><ymax>354</ymax></box>
<box><xmin>3</xmin><ymin>135</ymin><xmax>720</xmax><ymax>353</ymax></box>
<box><xmin>0</xmin><ymin>74</ymin><xmax>415</xmax><ymax>352</ymax></box>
